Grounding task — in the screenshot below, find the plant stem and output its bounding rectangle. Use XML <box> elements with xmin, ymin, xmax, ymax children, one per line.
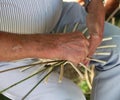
<box><xmin>97</xmin><ymin>45</ymin><xmax>117</xmax><ymax>49</ymax></box>
<box><xmin>102</xmin><ymin>37</ymin><xmax>112</xmax><ymax>41</ymax></box>
<box><xmin>72</xmin><ymin>23</ymin><xmax>79</xmax><ymax>32</ymax></box>
<box><xmin>0</xmin><ymin>68</ymin><xmax>47</xmax><ymax>93</ymax></box>
<box><xmin>79</xmin><ymin>63</ymin><xmax>91</xmax><ymax>73</ymax></box>
<box><xmin>22</xmin><ymin>68</ymin><xmax>54</xmax><ymax>100</ymax></box>
<box><xmin>22</xmin><ymin>61</ymin><xmax>66</xmax><ymax>100</ymax></box>
<box><xmin>94</xmin><ymin>52</ymin><xmax>111</xmax><ymax>56</ymax></box>
<box><xmin>86</xmin><ymin>58</ymin><xmax>107</xmax><ymax>64</ymax></box>
<box><xmin>0</xmin><ymin>60</ymin><xmax>63</xmax><ymax>73</ymax></box>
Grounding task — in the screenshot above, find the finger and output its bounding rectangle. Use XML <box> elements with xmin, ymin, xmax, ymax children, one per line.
<box><xmin>83</xmin><ymin>59</ymin><xmax>90</xmax><ymax>66</ymax></box>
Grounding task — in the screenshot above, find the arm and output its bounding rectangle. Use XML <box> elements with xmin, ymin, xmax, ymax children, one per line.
<box><xmin>0</xmin><ymin>31</ymin><xmax>58</xmax><ymax>61</ymax></box>
<box><xmin>86</xmin><ymin>0</ymin><xmax>105</xmax><ymax>56</ymax></box>
<box><xmin>0</xmin><ymin>31</ymin><xmax>89</xmax><ymax>64</ymax></box>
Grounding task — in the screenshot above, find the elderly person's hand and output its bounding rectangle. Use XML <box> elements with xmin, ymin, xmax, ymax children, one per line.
<box><xmin>56</xmin><ymin>32</ymin><xmax>89</xmax><ymax>64</ymax></box>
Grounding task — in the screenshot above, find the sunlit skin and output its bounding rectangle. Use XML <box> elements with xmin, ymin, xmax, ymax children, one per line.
<box><xmin>77</xmin><ymin>0</ymin><xmax>85</xmax><ymax>5</ymax></box>
<box><xmin>0</xmin><ymin>0</ymin><xmax>105</xmax><ymax>64</ymax></box>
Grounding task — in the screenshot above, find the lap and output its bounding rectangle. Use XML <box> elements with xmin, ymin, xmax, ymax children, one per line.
<box><xmin>0</xmin><ymin>60</ymin><xmax>85</xmax><ymax>100</ymax></box>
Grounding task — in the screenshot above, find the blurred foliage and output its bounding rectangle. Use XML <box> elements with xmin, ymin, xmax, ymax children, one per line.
<box><xmin>115</xmin><ymin>17</ymin><xmax>120</xmax><ymax>27</ymax></box>
<box><xmin>78</xmin><ymin>80</ymin><xmax>90</xmax><ymax>94</ymax></box>
<box><xmin>0</xmin><ymin>94</ymin><xmax>10</xmax><ymax>100</ymax></box>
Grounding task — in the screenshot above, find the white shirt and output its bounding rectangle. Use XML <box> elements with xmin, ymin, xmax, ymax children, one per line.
<box><xmin>0</xmin><ymin>0</ymin><xmax>62</xmax><ymax>34</ymax></box>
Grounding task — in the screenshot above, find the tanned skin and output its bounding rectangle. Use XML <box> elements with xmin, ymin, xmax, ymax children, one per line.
<box><xmin>86</xmin><ymin>0</ymin><xmax>105</xmax><ymax>56</ymax></box>
<box><xmin>0</xmin><ymin>31</ymin><xmax>89</xmax><ymax>63</ymax></box>
<box><xmin>0</xmin><ymin>0</ymin><xmax>105</xmax><ymax>64</ymax></box>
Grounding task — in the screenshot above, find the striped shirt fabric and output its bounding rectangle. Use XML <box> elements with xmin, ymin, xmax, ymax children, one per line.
<box><xmin>0</xmin><ymin>0</ymin><xmax>62</xmax><ymax>34</ymax></box>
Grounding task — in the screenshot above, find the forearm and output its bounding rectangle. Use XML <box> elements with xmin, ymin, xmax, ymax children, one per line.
<box><xmin>87</xmin><ymin>0</ymin><xmax>105</xmax><ymax>39</ymax></box>
<box><xmin>0</xmin><ymin>31</ymin><xmax>59</xmax><ymax>61</ymax></box>
<box><xmin>85</xmin><ymin>0</ymin><xmax>105</xmax><ymax>56</ymax></box>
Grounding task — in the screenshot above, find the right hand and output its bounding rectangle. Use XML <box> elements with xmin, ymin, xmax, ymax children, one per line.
<box><xmin>56</xmin><ymin>32</ymin><xmax>89</xmax><ymax>64</ymax></box>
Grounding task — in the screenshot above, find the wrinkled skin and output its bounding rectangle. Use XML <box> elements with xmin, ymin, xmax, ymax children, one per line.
<box><xmin>56</xmin><ymin>32</ymin><xmax>89</xmax><ymax>64</ymax></box>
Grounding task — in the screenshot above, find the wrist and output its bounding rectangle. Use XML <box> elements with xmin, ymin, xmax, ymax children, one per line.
<box><xmin>90</xmin><ymin>35</ymin><xmax>102</xmax><ymax>44</ymax></box>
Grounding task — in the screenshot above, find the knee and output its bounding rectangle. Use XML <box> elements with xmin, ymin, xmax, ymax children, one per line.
<box><xmin>91</xmin><ymin>36</ymin><xmax>120</xmax><ymax>71</ymax></box>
